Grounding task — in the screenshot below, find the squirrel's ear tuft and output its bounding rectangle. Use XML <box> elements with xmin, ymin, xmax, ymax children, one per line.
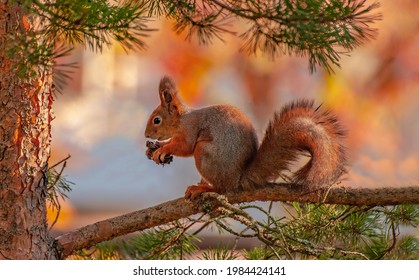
<box><xmin>159</xmin><ymin>76</ymin><xmax>178</xmax><ymax>106</ymax></box>
<box><xmin>160</xmin><ymin>75</ymin><xmax>177</xmax><ymax>89</ymax></box>
<box><xmin>158</xmin><ymin>75</ymin><xmax>185</xmax><ymax>114</ymax></box>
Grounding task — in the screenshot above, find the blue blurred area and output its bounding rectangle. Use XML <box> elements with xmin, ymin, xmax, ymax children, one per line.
<box><xmin>67</xmin><ymin>136</ymin><xmax>200</xmax><ymax>212</ymax></box>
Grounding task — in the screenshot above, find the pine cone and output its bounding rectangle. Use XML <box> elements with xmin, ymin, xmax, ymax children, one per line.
<box><xmin>145</xmin><ymin>140</ymin><xmax>173</xmax><ymax>165</ymax></box>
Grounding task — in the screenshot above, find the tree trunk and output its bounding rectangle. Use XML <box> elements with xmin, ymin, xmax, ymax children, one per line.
<box><xmin>0</xmin><ymin>2</ymin><xmax>57</xmax><ymax>259</ymax></box>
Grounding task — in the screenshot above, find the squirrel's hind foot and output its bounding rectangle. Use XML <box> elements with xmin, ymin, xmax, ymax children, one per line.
<box><xmin>185</xmin><ymin>184</ymin><xmax>218</xmax><ymax>200</ymax></box>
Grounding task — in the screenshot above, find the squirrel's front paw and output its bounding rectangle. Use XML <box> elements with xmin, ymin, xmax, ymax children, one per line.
<box><xmin>152</xmin><ymin>149</ymin><xmax>165</xmax><ymax>164</ymax></box>
<box><xmin>146</xmin><ymin>141</ymin><xmax>173</xmax><ymax>165</ymax></box>
<box><xmin>151</xmin><ymin>149</ymin><xmax>173</xmax><ymax>165</ymax></box>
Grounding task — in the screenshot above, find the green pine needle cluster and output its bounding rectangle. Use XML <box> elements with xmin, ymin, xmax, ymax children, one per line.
<box><xmin>281</xmin><ymin>203</ymin><xmax>419</xmax><ymax>259</ymax></box>
<box><xmin>6</xmin><ymin>0</ymin><xmax>381</xmax><ymax>88</ymax></box>
<box><xmin>32</xmin><ymin>0</ymin><xmax>152</xmax><ymax>52</ymax></box>
<box><xmin>120</xmin><ymin>224</ymin><xmax>200</xmax><ymax>259</ymax></box>
<box><xmin>73</xmin><ymin>222</ymin><xmax>200</xmax><ymax>260</ymax></box>
<box><xmin>72</xmin><ymin>241</ymin><xmax>120</xmax><ymax>260</ymax></box>
<box><xmin>201</xmin><ymin>243</ymin><xmax>240</xmax><ymax>260</ymax></box>
<box><xmin>147</xmin><ymin>0</ymin><xmax>381</xmax><ymax>72</ymax></box>
<box><xmin>45</xmin><ymin>155</ymin><xmax>74</xmax><ymax>230</ymax></box>
<box><xmin>6</xmin><ymin>0</ymin><xmax>153</xmax><ymax>90</ymax></box>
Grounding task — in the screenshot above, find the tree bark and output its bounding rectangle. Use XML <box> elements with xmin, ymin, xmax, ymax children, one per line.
<box><xmin>0</xmin><ymin>2</ymin><xmax>57</xmax><ymax>259</ymax></box>
<box><xmin>56</xmin><ymin>183</ymin><xmax>419</xmax><ymax>259</ymax></box>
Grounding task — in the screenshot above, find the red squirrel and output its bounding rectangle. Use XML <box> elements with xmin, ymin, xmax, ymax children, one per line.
<box><xmin>145</xmin><ymin>76</ymin><xmax>347</xmax><ymax>199</ymax></box>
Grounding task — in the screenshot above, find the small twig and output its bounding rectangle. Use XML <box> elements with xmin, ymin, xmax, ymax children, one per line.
<box><xmin>274</xmin><ymin>226</ymin><xmax>294</xmax><ymax>260</ymax></box>
<box><xmin>179</xmin><ymin>239</ymin><xmax>183</xmax><ymax>260</ymax></box>
<box><xmin>191</xmin><ymin>217</ymin><xmax>219</xmax><ymax>236</ymax></box>
<box><xmin>206</xmin><ymin>195</ymin><xmax>277</xmax><ymax>247</ymax></box>
<box><xmin>230</xmin><ymin>237</ymin><xmax>240</xmax><ymax>259</ymax></box>
<box><xmin>215</xmin><ymin>219</ymin><xmax>257</xmax><ymax>238</ymax></box>
<box><xmin>48</xmin><ymin>198</ymin><xmax>61</xmax><ymax>231</ymax></box>
<box><xmin>321</xmin><ymin>184</ymin><xmax>334</xmax><ymax>203</ymax></box>
<box><xmin>377</xmin><ymin>221</ymin><xmax>399</xmax><ymax>260</ymax></box>
<box><xmin>48</xmin><ymin>158</ymin><xmax>69</xmax><ymax>231</ymax></box>
<box><xmin>339</xmin><ymin>250</ymin><xmax>369</xmax><ymax>260</ymax></box>
<box><xmin>268</xmin><ymin>244</ymin><xmax>282</xmax><ymax>260</ymax></box>
<box><xmin>48</xmin><ymin>154</ymin><xmax>71</xmax><ymax>170</ymax></box>
<box><xmin>145</xmin><ymin>216</ymin><xmax>206</xmax><ymax>260</ymax></box>
<box><xmin>336</xmin><ymin>206</ymin><xmax>374</xmax><ymax>222</ymax></box>
<box><xmin>49</xmin><ymin>160</ymin><xmax>67</xmax><ymax>190</ymax></box>
<box><xmin>240</xmin><ymin>204</ymin><xmax>279</xmax><ymax>223</ymax></box>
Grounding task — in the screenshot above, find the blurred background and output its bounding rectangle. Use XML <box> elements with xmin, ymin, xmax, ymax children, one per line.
<box><xmin>48</xmin><ymin>0</ymin><xmax>419</xmax><ymax>233</ymax></box>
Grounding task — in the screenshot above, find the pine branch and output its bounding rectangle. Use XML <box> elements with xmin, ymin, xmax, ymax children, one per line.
<box><xmin>7</xmin><ymin>0</ymin><xmax>156</xmax><ymax>82</ymax></box>
<box><xmin>32</xmin><ymin>0</ymin><xmax>155</xmax><ymax>52</ymax></box>
<box><xmin>154</xmin><ymin>0</ymin><xmax>381</xmax><ymax>72</ymax></box>
<box><xmin>151</xmin><ymin>0</ymin><xmax>235</xmax><ymax>44</ymax></box>
<box><xmin>10</xmin><ymin>0</ymin><xmax>381</xmax><ymax>82</ymax></box>
<box><xmin>55</xmin><ymin>183</ymin><xmax>419</xmax><ymax>258</ymax></box>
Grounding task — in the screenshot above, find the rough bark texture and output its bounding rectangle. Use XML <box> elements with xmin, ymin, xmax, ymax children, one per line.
<box><xmin>0</xmin><ymin>2</ymin><xmax>57</xmax><ymax>259</ymax></box>
<box><xmin>56</xmin><ymin>183</ymin><xmax>419</xmax><ymax>259</ymax></box>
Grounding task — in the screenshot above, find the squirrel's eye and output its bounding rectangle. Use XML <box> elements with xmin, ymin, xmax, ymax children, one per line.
<box><xmin>153</xmin><ymin>117</ymin><xmax>161</xmax><ymax>125</ymax></box>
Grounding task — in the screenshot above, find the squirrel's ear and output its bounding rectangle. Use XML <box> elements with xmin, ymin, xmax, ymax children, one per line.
<box><xmin>161</xmin><ymin>89</ymin><xmax>173</xmax><ymax>105</ymax></box>
<box><xmin>159</xmin><ymin>76</ymin><xmax>183</xmax><ymax>114</ymax></box>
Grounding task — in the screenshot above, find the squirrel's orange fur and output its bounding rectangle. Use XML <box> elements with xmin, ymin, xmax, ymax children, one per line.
<box><xmin>145</xmin><ymin>76</ymin><xmax>347</xmax><ymax>199</ymax></box>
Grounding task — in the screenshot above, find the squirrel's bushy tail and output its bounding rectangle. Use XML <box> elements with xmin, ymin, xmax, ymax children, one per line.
<box><xmin>242</xmin><ymin>99</ymin><xmax>347</xmax><ymax>190</ymax></box>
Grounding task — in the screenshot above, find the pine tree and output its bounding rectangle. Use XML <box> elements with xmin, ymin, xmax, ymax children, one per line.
<box><xmin>1</xmin><ymin>0</ymin><xmax>403</xmax><ymax>260</ymax></box>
